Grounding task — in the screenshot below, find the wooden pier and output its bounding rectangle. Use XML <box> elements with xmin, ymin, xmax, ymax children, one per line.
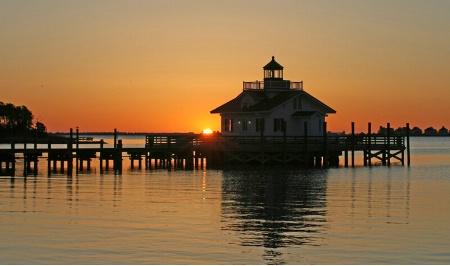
<box><xmin>0</xmin><ymin>123</ymin><xmax>410</xmax><ymax>177</ymax></box>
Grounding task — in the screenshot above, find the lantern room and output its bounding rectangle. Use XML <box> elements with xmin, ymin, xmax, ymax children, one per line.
<box><xmin>263</xmin><ymin>56</ymin><xmax>284</xmax><ymax>80</ymax></box>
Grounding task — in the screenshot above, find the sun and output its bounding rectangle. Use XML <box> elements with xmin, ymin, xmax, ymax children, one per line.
<box><xmin>203</xmin><ymin>128</ymin><xmax>213</xmax><ymax>134</ymax></box>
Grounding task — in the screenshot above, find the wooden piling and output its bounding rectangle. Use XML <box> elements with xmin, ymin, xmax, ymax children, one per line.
<box><xmin>67</xmin><ymin>128</ymin><xmax>73</xmax><ymax>177</ymax></box>
<box><xmin>114</xmin><ymin>128</ymin><xmax>118</xmax><ymax>149</ymax></box>
<box><xmin>100</xmin><ymin>139</ymin><xmax>104</xmax><ymax>173</ymax></box>
<box><xmin>47</xmin><ymin>139</ymin><xmax>51</xmax><ymax>176</ymax></box>
<box><xmin>323</xmin><ymin>121</ymin><xmax>328</xmax><ymax>168</ymax></box>
<box><xmin>33</xmin><ymin>136</ymin><xmax>38</xmax><ymax>176</ymax></box>
<box><xmin>114</xmin><ymin>139</ymin><xmax>123</xmax><ymax>174</ymax></box>
<box><xmin>11</xmin><ymin>141</ymin><xmax>15</xmax><ymax>177</ymax></box>
<box><xmin>368</xmin><ymin>122</ymin><xmax>372</xmax><ymax>167</ymax></box>
<box><xmin>351</xmin><ymin>122</ymin><xmax>355</xmax><ymax>168</ymax></box>
<box><xmin>387</xmin><ymin>123</ymin><xmax>391</xmax><ymax>167</ymax></box>
<box><xmin>23</xmin><ymin>137</ymin><xmax>27</xmax><ymax>177</ymax></box>
<box><xmin>76</xmin><ymin>127</ymin><xmax>79</xmax><ymax>175</ymax></box>
<box><xmin>406</xmin><ymin>123</ymin><xmax>410</xmax><ymax>166</ymax></box>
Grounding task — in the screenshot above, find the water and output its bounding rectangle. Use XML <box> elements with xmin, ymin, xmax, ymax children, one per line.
<box><xmin>1</xmin><ymin>137</ymin><xmax>450</xmax><ymax>264</ymax></box>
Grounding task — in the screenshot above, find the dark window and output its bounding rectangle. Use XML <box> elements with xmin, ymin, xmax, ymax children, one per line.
<box><xmin>274</xmin><ymin>118</ymin><xmax>284</xmax><ymax>132</ymax></box>
<box><xmin>241</xmin><ymin>119</ymin><xmax>248</xmax><ymax>131</ymax></box>
<box><xmin>224</xmin><ymin>119</ymin><xmax>233</xmax><ymax>132</ymax></box>
<box><xmin>256</xmin><ymin>118</ymin><xmax>265</xmax><ymax>132</ymax></box>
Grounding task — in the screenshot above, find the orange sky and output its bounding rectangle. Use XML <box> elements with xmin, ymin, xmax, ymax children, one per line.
<box><xmin>1</xmin><ymin>0</ymin><xmax>450</xmax><ymax>133</ymax></box>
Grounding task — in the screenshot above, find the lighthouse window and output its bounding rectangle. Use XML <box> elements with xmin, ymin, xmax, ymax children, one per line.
<box><xmin>256</xmin><ymin>118</ymin><xmax>265</xmax><ymax>132</ymax></box>
<box><xmin>241</xmin><ymin>119</ymin><xmax>248</xmax><ymax>131</ymax></box>
<box><xmin>224</xmin><ymin>119</ymin><xmax>233</xmax><ymax>132</ymax></box>
<box><xmin>274</xmin><ymin>118</ymin><xmax>284</xmax><ymax>132</ymax></box>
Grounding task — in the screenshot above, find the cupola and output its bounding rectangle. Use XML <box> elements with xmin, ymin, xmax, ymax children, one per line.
<box><xmin>263</xmin><ymin>56</ymin><xmax>284</xmax><ymax>81</ymax></box>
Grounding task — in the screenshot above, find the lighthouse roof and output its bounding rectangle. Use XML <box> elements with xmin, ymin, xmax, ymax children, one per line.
<box><xmin>210</xmin><ymin>89</ymin><xmax>336</xmax><ymax>114</ymax></box>
<box><xmin>263</xmin><ymin>56</ymin><xmax>283</xmax><ymax>70</ymax></box>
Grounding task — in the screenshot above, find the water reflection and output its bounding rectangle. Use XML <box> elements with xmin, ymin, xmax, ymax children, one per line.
<box><xmin>221</xmin><ymin>166</ymin><xmax>328</xmax><ymax>263</ymax></box>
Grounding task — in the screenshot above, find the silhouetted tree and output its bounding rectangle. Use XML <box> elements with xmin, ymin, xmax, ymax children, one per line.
<box><xmin>0</xmin><ymin>101</ymin><xmax>46</xmax><ymax>137</ymax></box>
<box><xmin>35</xmin><ymin>121</ymin><xmax>47</xmax><ymax>137</ymax></box>
<box><xmin>378</xmin><ymin>126</ymin><xmax>394</xmax><ymax>135</ymax></box>
<box><xmin>395</xmin><ymin>127</ymin><xmax>407</xmax><ymax>135</ymax></box>
<box><xmin>438</xmin><ymin>126</ymin><xmax>449</xmax><ymax>136</ymax></box>
<box><xmin>410</xmin><ymin>127</ymin><xmax>423</xmax><ymax>135</ymax></box>
<box><xmin>424</xmin><ymin>127</ymin><xmax>438</xmax><ymax>136</ymax></box>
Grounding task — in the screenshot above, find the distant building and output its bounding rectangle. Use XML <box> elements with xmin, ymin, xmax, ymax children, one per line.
<box><xmin>210</xmin><ymin>56</ymin><xmax>336</xmax><ymax>136</ymax></box>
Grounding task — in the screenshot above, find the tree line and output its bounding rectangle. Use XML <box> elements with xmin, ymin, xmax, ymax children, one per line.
<box><xmin>0</xmin><ymin>101</ymin><xmax>47</xmax><ymax>138</ymax></box>
<box><xmin>378</xmin><ymin>125</ymin><xmax>450</xmax><ymax>136</ymax></box>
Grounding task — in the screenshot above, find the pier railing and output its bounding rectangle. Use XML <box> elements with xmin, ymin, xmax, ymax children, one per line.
<box><xmin>0</xmin><ymin>134</ymin><xmax>406</xmax><ymax>152</ymax></box>
<box><xmin>194</xmin><ymin>134</ymin><xmax>405</xmax><ymax>152</ymax></box>
<box><xmin>0</xmin><ymin>132</ymin><xmax>408</xmax><ymax>177</ymax></box>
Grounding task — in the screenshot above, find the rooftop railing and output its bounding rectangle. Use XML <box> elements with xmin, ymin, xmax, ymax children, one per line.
<box><xmin>243</xmin><ymin>80</ymin><xmax>303</xmax><ymax>90</ymax></box>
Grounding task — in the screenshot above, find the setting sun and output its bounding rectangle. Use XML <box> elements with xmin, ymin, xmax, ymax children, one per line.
<box><xmin>203</xmin><ymin>128</ymin><xmax>213</xmax><ymax>134</ymax></box>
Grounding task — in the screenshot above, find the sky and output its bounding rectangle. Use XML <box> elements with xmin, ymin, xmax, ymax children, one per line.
<box><xmin>1</xmin><ymin>0</ymin><xmax>450</xmax><ymax>133</ymax></box>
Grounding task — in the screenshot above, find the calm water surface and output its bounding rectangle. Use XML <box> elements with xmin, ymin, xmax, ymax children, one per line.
<box><xmin>1</xmin><ymin>137</ymin><xmax>450</xmax><ymax>264</ymax></box>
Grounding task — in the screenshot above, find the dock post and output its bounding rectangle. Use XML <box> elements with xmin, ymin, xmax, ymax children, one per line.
<box><xmin>344</xmin><ymin>130</ymin><xmax>348</xmax><ymax>168</ymax></box>
<box><xmin>387</xmin><ymin>123</ymin><xmax>391</xmax><ymax>166</ymax></box>
<box><xmin>99</xmin><ymin>139</ymin><xmax>104</xmax><ymax>173</ymax></box>
<box><xmin>11</xmin><ymin>141</ymin><xmax>15</xmax><ymax>178</ymax></box>
<box><xmin>344</xmin><ymin>149</ymin><xmax>348</xmax><ymax>167</ymax></box>
<box><xmin>114</xmin><ymin>139</ymin><xmax>123</xmax><ymax>175</ymax></box>
<box><xmin>23</xmin><ymin>137</ymin><xmax>27</xmax><ymax>177</ymax></box>
<box><xmin>67</xmin><ymin>128</ymin><xmax>73</xmax><ymax>177</ymax></box>
<box><xmin>186</xmin><ymin>140</ymin><xmax>194</xmax><ymax>170</ymax></box>
<box><xmin>194</xmin><ymin>153</ymin><xmax>199</xmax><ymax>169</ymax></box>
<box><xmin>368</xmin><ymin>122</ymin><xmax>372</xmax><ymax>167</ymax></box>
<box><xmin>60</xmin><ymin>160</ymin><xmax>65</xmax><ymax>173</ymax></box>
<box><xmin>76</xmin><ymin>127</ymin><xmax>79</xmax><ymax>175</ymax></box>
<box><xmin>47</xmin><ymin>139</ymin><xmax>51</xmax><ymax>176</ymax></box>
<box><xmin>53</xmin><ymin>159</ymin><xmax>57</xmax><ymax>173</ymax></box>
<box><xmin>351</xmin><ymin>122</ymin><xmax>355</xmax><ymax>168</ymax></box>
<box><xmin>114</xmin><ymin>128</ymin><xmax>118</xmax><ymax>149</ymax></box>
<box><xmin>406</xmin><ymin>123</ymin><xmax>410</xmax><ymax>166</ymax></box>
<box><xmin>33</xmin><ymin>135</ymin><xmax>38</xmax><ymax>176</ymax></box>
<box><xmin>167</xmin><ymin>136</ymin><xmax>172</xmax><ymax>171</ymax></box>
<box><xmin>363</xmin><ymin>150</ymin><xmax>367</xmax><ymax>166</ymax></box>
<box><xmin>323</xmin><ymin>121</ymin><xmax>328</xmax><ymax>168</ymax></box>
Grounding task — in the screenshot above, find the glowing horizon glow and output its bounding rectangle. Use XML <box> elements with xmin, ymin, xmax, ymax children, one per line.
<box><xmin>203</xmin><ymin>128</ymin><xmax>213</xmax><ymax>134</ymax></box>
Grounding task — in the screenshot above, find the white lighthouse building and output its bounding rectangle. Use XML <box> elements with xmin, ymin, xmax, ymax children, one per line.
<box><xmin>210</xmin><ymin>56</ymin><xmax>336</xmax><ymax>136</ymax></box>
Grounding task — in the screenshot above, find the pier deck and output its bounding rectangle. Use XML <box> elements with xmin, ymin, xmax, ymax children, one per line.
<box><xmin>0</xmin><ymin>129</ymin><xmax>409</xmax><ymax>177</ymax></box>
